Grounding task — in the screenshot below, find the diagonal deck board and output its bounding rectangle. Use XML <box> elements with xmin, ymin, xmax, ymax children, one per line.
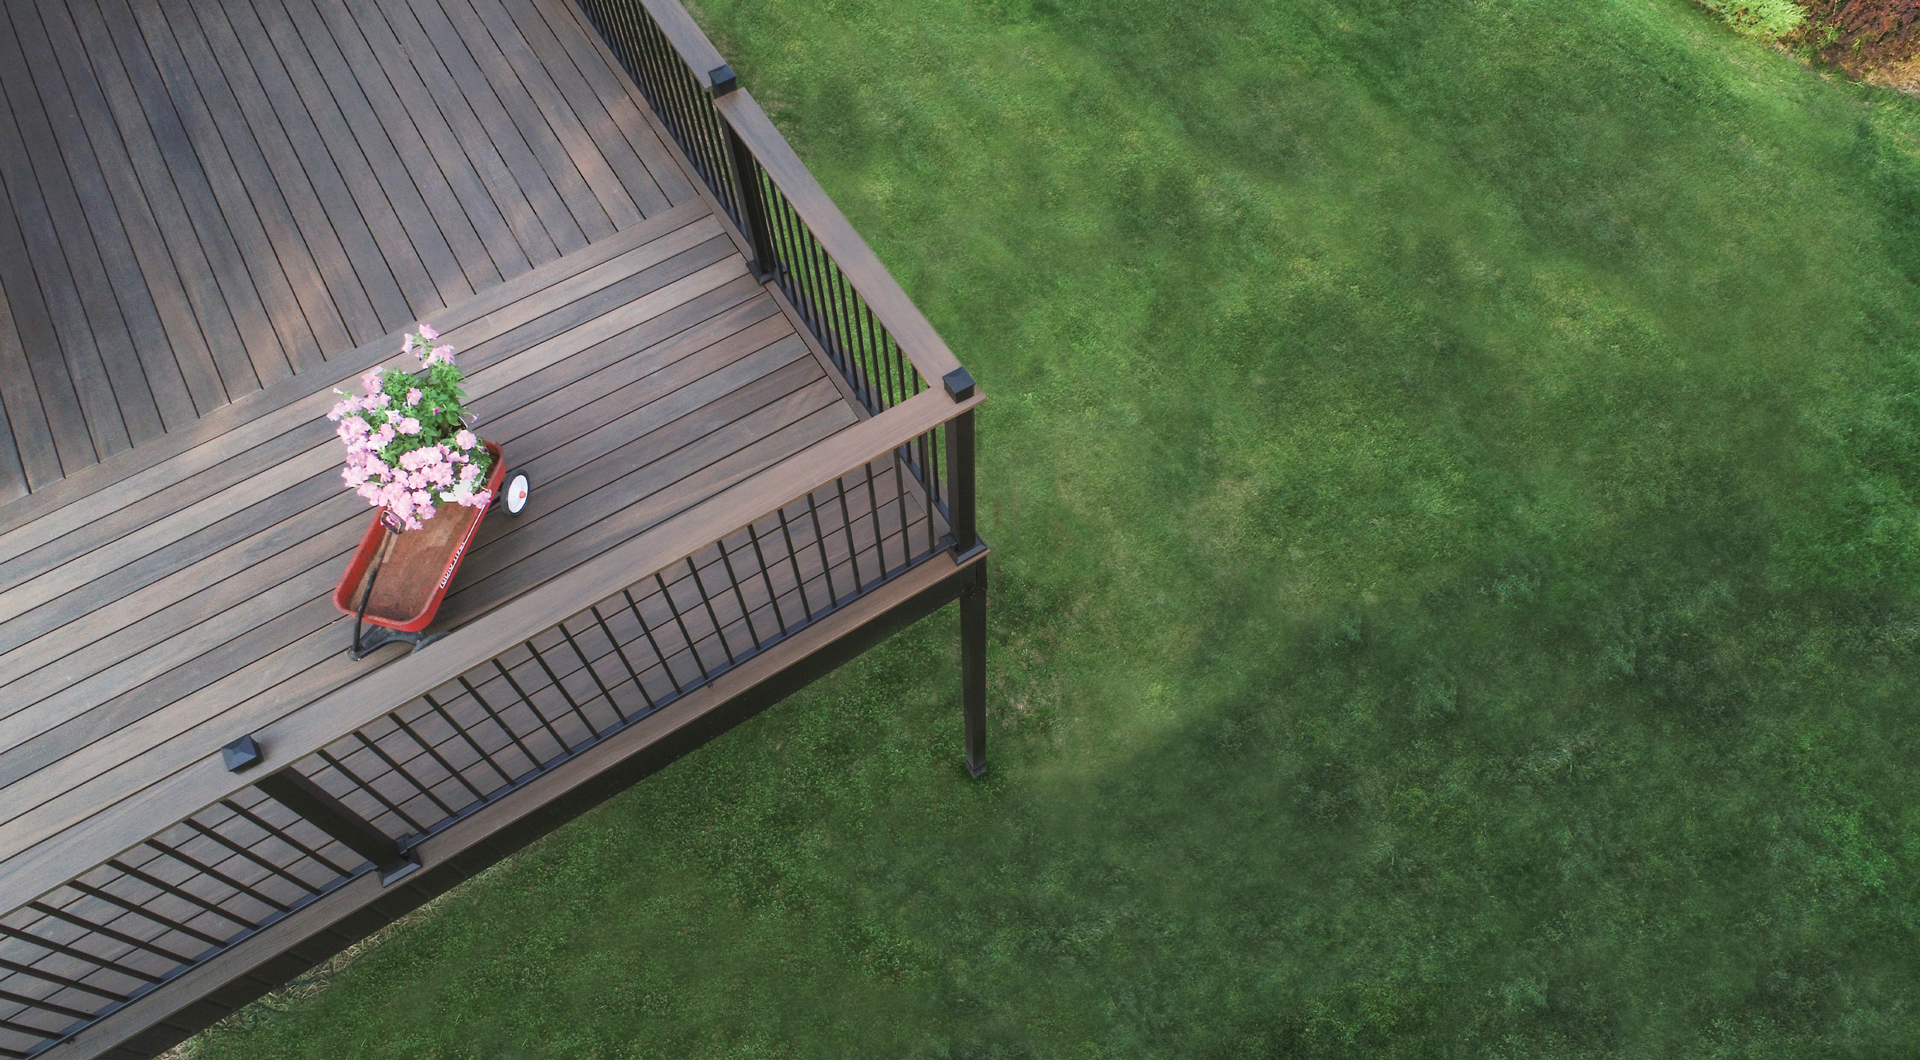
<box><xmin>0</xmin><ymin>198</ymin><xmax>712</xmax><ymax>547</ymax></box>
<box><xmin>0</xmin><ymin>0</ymin><xmax>687</xmax><ymax>495</ymax></box>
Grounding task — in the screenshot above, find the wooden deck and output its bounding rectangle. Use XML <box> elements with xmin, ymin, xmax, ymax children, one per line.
<box><xmin>0</xmin><ymin>0</ymin><xmax>694</xmax><ymax>498</ymax></box>
<box><xmin>0</xmin><ymin>189</ymin><xmax>875</xmax><ymax>917</ymax></box>
<box><xmin>0</xmin><ymin>0</ymin><xmax>986</xmax><ymax>1054</ymax></box>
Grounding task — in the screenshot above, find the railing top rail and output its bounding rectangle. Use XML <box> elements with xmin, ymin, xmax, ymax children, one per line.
<box><xmin>633</xmin><ymin>0</ymin><xmax>967</xmax><ymax>387</ymax></box>
<box><xmin>0</xmin><ymin>388</ymin><xmax>981</xmax><ymax>915</ymax></box>
<box><xmin>635</xmin><ymin>0</ymin><xmax>728</xmax><ymax>85</ymax></box>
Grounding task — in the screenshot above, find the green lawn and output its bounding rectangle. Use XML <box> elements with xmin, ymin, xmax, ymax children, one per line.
<box><xmin>190</xmin><ymin>0</ymin><xmax>1920</xmax><ymax>1056</ymax></box>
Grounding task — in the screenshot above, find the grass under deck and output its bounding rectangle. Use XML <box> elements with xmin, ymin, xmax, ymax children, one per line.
<box><xmin>188</xmin><ymin>0</ymin><xmax>1920</xmax><ymax>1056</ymax></box>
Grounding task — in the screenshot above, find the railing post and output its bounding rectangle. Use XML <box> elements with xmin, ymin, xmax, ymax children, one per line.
<box><xmin>708</xmin><ymin>66</ymin><xmax>779</xmax><ymax>283</ymax></box>
<box><xmin>253</xmin><ymin>767</ymin><xmax>420</xmax><ymax>885</ymax></box>
<box><xmin>942</xmin><ymin>369</ymin><xmax>983</xmax><ymax>562</ymax></box>
<box><xmin>937</xmin><ymin>368</ymin><xmax>987</xmax><ymax>777</ymax></box>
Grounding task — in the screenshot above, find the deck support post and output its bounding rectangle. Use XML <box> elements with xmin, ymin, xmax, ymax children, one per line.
<box><xmin>960</xmin><ymin>560</ymin><xmax>988</xmax><ymax>778</ymax></box>
<box><xmin>254</xmin><ymin>768</ymin><xmax>419</xmax><ymax>885</ymax></box>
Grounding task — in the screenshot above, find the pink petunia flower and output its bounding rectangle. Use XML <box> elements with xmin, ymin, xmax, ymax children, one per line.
<box><xmin>455</xmin><ymin>429</ymin><xmax>477</xmax><ymax>451</ymax></box>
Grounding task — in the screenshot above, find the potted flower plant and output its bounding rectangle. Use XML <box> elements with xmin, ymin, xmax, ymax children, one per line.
<box><xmin>330</xmin><ymin>325</ymin><xmax>495</xmax><ymax>527</ymax></box>
<box><xmin>327</xmin><ymin>325</ymin><xmax>511</xmax><ymax>658</ymax></box>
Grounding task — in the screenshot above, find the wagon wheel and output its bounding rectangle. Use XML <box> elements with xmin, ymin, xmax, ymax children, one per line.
<box><xmin>501</xmin><ymin>470</ymin><xmax>531</xmax><ymax>516</ymax></box>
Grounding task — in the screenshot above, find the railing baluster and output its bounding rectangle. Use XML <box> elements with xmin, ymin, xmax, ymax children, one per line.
<box><xmin>26</xmin><ymin>900</ymin><xmax>200</xmax><ymax>963</ymax></box>
<box><xmin>719</xmin><ymin>535</ymin><xmax>764</xmax><ymax>650</ymax></box>
<box><xmin>789</xmin><ymin>205</ymin><xmax>834</xmax><ymax>365</ymax></box>
<box><xmin>491</xmin><ymin>658</ymin><xmax>574</xmax><ymax>756</ymax></box>
<box><xmin>144</xmin><ymin>839</ymin><xmax>294</xmax><ymax>913</ymax></box>
<box><xmin>590</xmin><ymin>604</ymin><xmax>657</xmax><ymax>712</ymax></box>
<box><xmin>864</xmin><ymin>461</ymin><xmax>889</xmax><ymax>576</ymax></box>
<box><xmin>524</xmin><ymin>639</ymin><xmax>604</xmax><ymax>740</ymax></box>
<box><xmin>918</xmin><ymin>431</ymin><xmax>938</xmax><ymax>557</ymax></box>
<box><xmin>559</xmin><ymin>620</ymin><xmax>627</xmax><ymax>722</ymax></box>
<box><xmin>0</xmin><ymin>955</ymin><xmax>129</xmax><ymax>1002</ymax></box>
<box><xmin>353</xmin><ymin>728</ymin><xmax>458</xmax><ymax>821</ymax></box>
<box><xmin>107</xmin><ymin>857</ymin><xmax>261</xmax><ymax>931</ymax></box>
<box><xmin>0</xmin><ymin>922</ymin><xmax>163</xmax><ymax>984</ymax></box>
<box><xmin>746</xmin><ymin>523</ymin><xmax>789</xmax><ymax>636</ymax></box>
<box><xmin>835</xmin><ymin>477</ymin><xmax>864</xmax><ymax>591</ymax></box>
<box><xmin>804</xmin><ymin>492</ymin><xmax>839</xmax><ymax>608</ymax></box>
<box><xmin>893</xmin><ymin>453</ymin><xmax>914</xmax><ymax>566</ymax></box>
<box><xmin>686</xmin><ymin>555</ymin><xmax>737</xmax><ymax>667</ymax></box>
<box><xmin>216</xmin><ymin>799</ymin><xmax>360</xmax><ymax>877</ymax></box>
<box><xmin>423</xmin><ymin>693</ymin><xmax>516</xmax><ymax>789</ymax></box>
<box><xmin>655</xmin><ymin>571</ymin><xmax>713</xmax><ymax>685</ymax></box>
<box><xmin>0</xmin><ymin>1023</ymin><xmax>52</xmax><ymax>1055</ymax></box>
<box><xmin>181</xmin><ymin>819</ymin><xmax>326</xmax><ymax>895</ymax></box>
<box><xmin>623</xmin><ymin>587</ymin><xmax>685</xmax><ymax>697</ymax></box>
<box><xmin>59</xmin><ymin>882</ymin><xmax>229</xmax><ymax>950</ymax></box>
<box><xmin>865</xmin><ymin>308</ymin><xmax>892</xmax><ymax>409</ymax></box>
<box><xmin>392</xmin><ymin>711</ymin><xmax>487</xmax><ymax>806</ymax></box>
<box><xmin>457</xmin><ymin>676</ymin><xmax>543</xmax><ymax>774</ymax></box>
<box><xmin>775</xmin><ymin>507</ymin><xmax>815</xmax><ymax>621</ymax></box>
<box><xmin>0</xmin><ymin>984</ymin><xmax>95</xmax><ymax>1022</ymax></box>
<box><xmin>318</xmin><ymin>748</ymin><xmax>431</xmax><ymax>835</ymax></box>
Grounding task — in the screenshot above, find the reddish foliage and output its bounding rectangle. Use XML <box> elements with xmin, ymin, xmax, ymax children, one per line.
<box><xmin>1790</xmin><ymin>0</ymin><xmax>1920</xmax><ymax>75</ymax></box>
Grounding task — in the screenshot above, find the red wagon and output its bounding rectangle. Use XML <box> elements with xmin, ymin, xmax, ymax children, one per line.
<box><xmin>331</xmin><ymin>442</ymin><xmax>529</xmax><ymax>657</ymax></box>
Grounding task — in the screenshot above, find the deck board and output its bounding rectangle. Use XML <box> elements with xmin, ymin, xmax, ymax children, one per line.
<box><xmin>0</xmin><ymin>269</ymin><xmax>49</xmax><ymax>495</ymax></box>
<box><xmin>0</xmin><ymin>194</ymin><xmax>870</xmax><ymax>912</ymax></box>
<box><xmin>0</xmin><ymin>0</ymin><xmax>691</xmax><ymax>494</ymax></box>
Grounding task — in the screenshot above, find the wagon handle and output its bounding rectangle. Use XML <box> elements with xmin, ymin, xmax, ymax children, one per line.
<box><xmin>352</xmin><ymin>519</ymin><xmax>402</xmax><ymax>656</ymax></box>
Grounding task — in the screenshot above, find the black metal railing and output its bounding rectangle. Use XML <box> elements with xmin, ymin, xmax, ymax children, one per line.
<box><xmin>573</xmin><ymin>0</ymin><xmax>746</xmax><ymax>227</ymax></box>
<box><xmin>0</xmin><ymin>792</ymin><xmax>364</xmax><ymax>1058</ymax></box>
<box><xmin>573</xmin><ymin>0</ymin><xmax>927</xmax><ymax>419</ymax></box>
<box><xmin>291</xmin><ymin>439</ymin><xmax>953</xmax><ymax>849</ymax></box>
<box><xmin>750</xmin><ymin>169</ymin><xmax>926</xmax><ymax>415</ymax></box>
<box><xmin>0</xmin><ymin>431</ymin><xmax>956</xmax><ymax>1059</ymax></box>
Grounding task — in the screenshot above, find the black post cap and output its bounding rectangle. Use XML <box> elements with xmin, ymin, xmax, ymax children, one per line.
<box><xmin>221</xmin><ymin>734</ymin><xmax>262</xmax><ymax>773</ymax></box>
<box><xmin>708</xmin><ymin>64</ymin><xmax>738</xmax><ymax>96</ymax></box>
<box><xmin>942</xmin><ymin>367</ymin><xmax>976</xmax><ymax>401</ymax></box>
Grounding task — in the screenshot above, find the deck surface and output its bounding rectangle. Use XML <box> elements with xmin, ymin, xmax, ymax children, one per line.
<box><xmin>0</xmin><ymin>195</ymin><xmax>864</xmax><ymax>905</ymax></box>
<box><xmin>0</xmin><ymin>0</ymin><xmax>695</xmax><ymax>499</ymax></box>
